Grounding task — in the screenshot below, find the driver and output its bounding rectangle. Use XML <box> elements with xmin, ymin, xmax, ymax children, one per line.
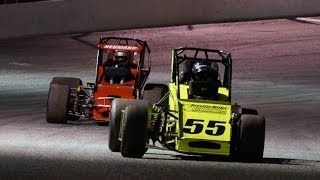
<box><xmin>106</xmin><ymin>50</ymin><xmax>131</xmax><ymax>84</ymax></box>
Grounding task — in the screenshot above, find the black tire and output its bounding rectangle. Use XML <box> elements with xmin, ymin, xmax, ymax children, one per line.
<box><xmin>143</xmin><ymin>83</ymin><xmax>168</xmax><ymax>105</ymax></box>
<box><xmin>108</xmin><ymin>98</ymin><xmax>132</xmax><ymax>152</ymax></box>
<box><xmin>242</xmin><ymin>108</ymin><xmax>258</xmax><ymax>115</ymax></box>
<box><xmin>50</xmin><ymin>77</ymin><xmax>83</xmax><ymax>88</ymax></box>
<box><xmin>46</xmin><ymin>84</ymin><xmax>69</xmax><ymax>124</ymax></box>
<box><xmin>98</xmin><ymin>121</ymin><xmax>110</xmax><ymax>126</ymax></box>
<box><xmin>121</xmin><ymin>101</ymin><xmax>149</xmax><ymax>158</ymax></box>
<box><xmin>232</xmin><ymin>104</ymin><xmax>258</xmax><ymax>115</ymax></box>
<box><xmin>50</xmin><ymin>77</ymin><xmax>82</xmax><ymax>121</ymax></box>
<box><xmin>237</xmin><ymin>114</ymin><xmax>265</xmax><ymax>162</ymax></box>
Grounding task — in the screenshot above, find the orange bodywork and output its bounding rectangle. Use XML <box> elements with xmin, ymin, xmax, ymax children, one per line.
<box><xmin>92</xmin><ymin>43</ymin><xmax>147</xmax><ymax>121</ymax></box>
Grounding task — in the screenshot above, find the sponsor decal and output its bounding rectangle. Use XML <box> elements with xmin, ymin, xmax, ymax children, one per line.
<box><xmin>104</xmin><ymin>45</ymin><xmax>139</xmax><ymax>51</ymax></box>
<box><xmin>184</xmin><ymin>104</ymin><xmax>228</xmax><ymax>114</ymax></box>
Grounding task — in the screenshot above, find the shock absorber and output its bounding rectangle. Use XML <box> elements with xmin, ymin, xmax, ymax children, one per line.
<box><xmin>136</xmin><ymin>89</ymin><xmax>140</xmax><ymax>99</ymax></box>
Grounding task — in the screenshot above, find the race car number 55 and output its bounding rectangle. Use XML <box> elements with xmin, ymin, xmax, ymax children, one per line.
<box><xmin>183</xmin><ymin>119</ymin><xmax>226</xmax><ymax>136</ymax></box>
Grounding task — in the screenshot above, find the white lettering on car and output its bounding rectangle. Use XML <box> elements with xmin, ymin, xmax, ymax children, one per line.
<box><xmin>104</xmin><ymin>45</ymin><xmax>139</xmax><ymax>51</ymax></box>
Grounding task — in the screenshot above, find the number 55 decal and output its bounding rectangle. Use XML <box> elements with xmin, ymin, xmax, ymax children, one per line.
<box><xmin>183</xmin><ymin>119</ymin><xmax>226</xmax><ymax>136</ymax></box>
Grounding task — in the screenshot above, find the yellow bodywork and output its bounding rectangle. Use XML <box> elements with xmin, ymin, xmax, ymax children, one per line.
<box><xmin>168</xmin><ymin>83</ymin><xmax>232</xmax><ymax>155</ymax></box>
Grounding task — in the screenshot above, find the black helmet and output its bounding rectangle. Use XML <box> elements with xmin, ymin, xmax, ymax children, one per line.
<box><xmin>191</xmin><ymin>62</ymin><xmax>218</xmax><ymax>82</ymax></box>
<box><xmin>114</xmin><ymin>51</ymin><xmax>129</xmax><ymax>62</ymax></box>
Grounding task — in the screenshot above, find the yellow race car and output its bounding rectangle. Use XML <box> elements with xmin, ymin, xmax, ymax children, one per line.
<box><xmin>109</xmin><ymin>47</ymin><xmax>265</xmax><ymax>162</ymax></box>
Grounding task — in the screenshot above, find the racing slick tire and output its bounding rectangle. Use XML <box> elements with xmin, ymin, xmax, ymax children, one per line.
<box><xmin>51</xmin><ymin>77</ymin><xmax>83</xmax><ymax>88</ymax></box>
<box><xmin>232</xmin><ymin>104</ymin><xmax>258</xmax><ymax>115</ymax></box>
<box><xmin>50</xmin><ymin>77</ymin><xmax>82</xmax><ymax>121</ymax></box>
<box><xmin>241</xmin><ymin>108</ymin><xmax>258</xmax><ymax>115</ymax></box>
<box><xmin>237</xmin><ymin>114</ymin><xmax>265</xmax><ymax>162</ymax></box>
<box><xmin>108</xmin><ymin>98</ymin><xmax>132</xmax><ymax>152</ymax></box>
<box><xmin>46</xmin><ymin>84</ymin><xmax>69</xmax><ymax>124</ymax></box>
<box><xmin>121</xmin><ymin>101</ymin><xmax>149</xmax><ymax>158</ymax></box>
<box><xmin>143</xmin><ymin>83</ymin><xmax>168</xmax><ymax>105</ymax></box>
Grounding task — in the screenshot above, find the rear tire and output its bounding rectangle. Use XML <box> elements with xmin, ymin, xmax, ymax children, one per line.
<box><xmin>50</xmin><ymin>77</ymin><xmax>83</xmax><ymax>88</ymax></box>
<box><xmin>237</xmin><ymin>114</ymin><xmax>265</xmax><ymax>162</ymax></box>
<box><xmin>46</xmin><ymin>84</ymin><xmax>69</xmax><ymax>124</ymax></box>
<box><xmin>232</xmin><ymin>104</ymin><xmax>258</xmax><ymax>115</ymax></box>
<box><xmin>242</xmin><ymin>108</ymin><xmax>258</xmax><ymax>115</ymax></box>
<box><xmin>108</xmin><ymin>99</ymin><xmax>132</xmax><ymax>152</ymax></box>
<box><xmin>121</xmin><ymin>101</ymin><xmax>149</xmax><ymax>158</ymax></box>
<box><xmin>50</xmin><ymin>77</ymin><xmax>82</xmax><ymax>121</ymax></box>
<box><xmin>143</xmin><ymin>83</ymin><xmax>168</xmax><ymax>105</ymax></box>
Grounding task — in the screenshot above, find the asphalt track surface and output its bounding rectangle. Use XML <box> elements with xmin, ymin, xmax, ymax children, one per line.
<box><xmin>0</xmin><ymin>18</ymin><xmax>320</xmax><ymax>179</ymax></box>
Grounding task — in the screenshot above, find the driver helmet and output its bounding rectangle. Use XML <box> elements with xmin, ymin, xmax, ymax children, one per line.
<box><xmin>114</xmin><ymin>51</ymin><xmax>129</xmax><ymax>63</ymax></box>
<box><xmin>191</xmin><ymin>61</ymin><xmax>218</xmax><ymax>82</ymax></box>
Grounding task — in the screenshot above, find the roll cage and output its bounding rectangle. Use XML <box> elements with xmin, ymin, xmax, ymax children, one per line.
<box><xmin>97</xmin><ymin>36</ymin><xmax>151</xmax><ymax>69</ymax></box>
<box><xmin>153</xmin><ymin>47</ymin><xmax>233</xmax><ymax>110</ymax></box>
<box><xmin>171</xmin><ymin>47</ymin><xmax>233</xmax><ymax>101</ymax></box>
<box><xmin>95</xmin><ymin>37</ymin><xmax>151</xmax><ymax>93</ymax></box>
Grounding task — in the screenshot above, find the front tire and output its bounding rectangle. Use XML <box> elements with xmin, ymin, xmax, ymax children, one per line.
<box><xmin>143</xmin><ymin>83</ymin><xmax>168</xmax><ymax>105</ymax></box>
<box><xmin>108</xmin><ymin>99</ymin><xmax>132</xmax><ymax>152</ymax></box>
<box><xmin>50</xmin><ymin>77</ymin><xmax>83</xmax><ymax>121</ymax></box>
<box><xmin>121</xmin><ymin>101</ymin><xmax>149</xmax><ymax>158</ymax></box>
<box><xmin>46</xmin><ymin>84</ymin><xmax>69</xmax><ymax>124</ymax></box>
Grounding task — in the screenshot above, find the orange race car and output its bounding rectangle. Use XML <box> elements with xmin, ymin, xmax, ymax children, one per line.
<box><xmin>46</xmin><ymin>37</ymin><xmax>151</xmax><ymax>124</ymax></box>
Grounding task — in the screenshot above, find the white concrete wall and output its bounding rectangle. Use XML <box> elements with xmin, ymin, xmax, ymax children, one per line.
<box><xmin>0</xmin><ymin>0</ymin><xmax>319</xmax><ymax>39</ymax></box>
